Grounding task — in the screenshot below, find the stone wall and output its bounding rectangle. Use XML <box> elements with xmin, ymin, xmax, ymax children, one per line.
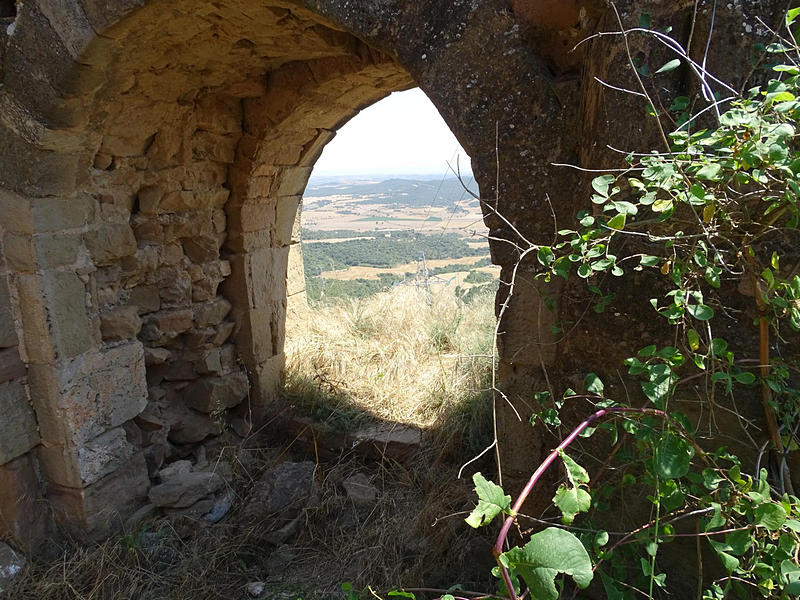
<box><xmin>0</xmin><ymin>0</ymin><xmax>790</xmax><ymax>548</ymax></box>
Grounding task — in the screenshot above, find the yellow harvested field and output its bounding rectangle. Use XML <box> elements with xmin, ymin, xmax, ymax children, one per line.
<box><xmin>321</xmin><ymin>255</ymin><xmax>495</xmax><ymax>280</ymax></box>
<box><xmin>302</xmin><ymin>195</ymin><xmax>488</xmax><ymax>235</ymax></box>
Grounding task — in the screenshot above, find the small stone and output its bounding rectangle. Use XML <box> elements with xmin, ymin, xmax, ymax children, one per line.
<box><xmin>137</xmin><ymin>185</ymin><xmax>163</xmax><ymax>214</ymax></box>
<box><xmin>246</xmin><ymin>581</ymin><xmax>265</xmax><ymax>597</ymax></box>
<box><xmin>342</xmin><ymin>473</ymin><xmax>377</xmax><ymax>506</ymax></box>
<box><xmin>128</xmin><ymin>285</ymin><xmax>161</xmax><ymax>315</ymax></box>
<box><xmin>184</xmin><ymin>373</ymin><xmax>248</xmax><ymax>413</ymax></box>
<box><xmin>353</xmin><ymin>424</ymin><xmax>421</xmax><ymax>463</ymax></box>
<box><xmin>193</xmin><ymin>297</ymin><xmax>232</xmax><ymax>328</ymax></box>
<box><xmin>100</xmin><ymin>306</ymin><xmax>142</xmax><ymax>341</ymax></box>
<box><xmin>242</xmin><ymin>461</ymin><xmax>317</xmax><ymax>521</ymax></box>
<box><xmin>201</xmin><ymin>488</ymin><xmax>234</xmax><ymax>523</ymax></box>
<box><xmin>182</xmin><ymin>236</ymin><xmax>219</xmax><ymax>263</ymax></box>
<box><xmin>158</xmin><ymin>460</ymin><xmax>193</xmax><ymax>482</ymax></box>
<box><xmin>163</xmin><ymin>404</ymin><xmax>221</xmax><ymax>445</ymax></box>
<box><xmin>148</xmin><ymin>471</ymin><xmax>224</xmax><ymax>508</ymax></box>
<box><xmin>0</xmin><ymin>542</ymin><xmax>25</xmax><ymax>590</ymax></box>
<box><xmin>144</xmin><ymin>347</ymin><xmax>172</xmax><ymax>366</ymax></box>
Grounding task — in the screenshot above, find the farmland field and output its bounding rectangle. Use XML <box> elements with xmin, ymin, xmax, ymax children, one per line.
<box><xmin>300</xmin><ymin>175</ymin><xmax>498</xmax><ymax>300</ymax></box>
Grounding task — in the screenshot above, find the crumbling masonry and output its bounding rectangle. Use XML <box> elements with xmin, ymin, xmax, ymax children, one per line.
<box><xmin>0</xmin><ymin>0</ymin><xmax>786</xmax><ymax>546</ymax></box>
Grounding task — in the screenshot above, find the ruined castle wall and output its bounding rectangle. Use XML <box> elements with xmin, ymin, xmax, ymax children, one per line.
<box><xmin>0</xmin><ymin>0</ymin><xmax>410</xmax><ymax>542</ymax></box>
<box><xmin>0</xmin><ymin>0</ymin><xmax>789</xmax><ymax>548</ymax></box>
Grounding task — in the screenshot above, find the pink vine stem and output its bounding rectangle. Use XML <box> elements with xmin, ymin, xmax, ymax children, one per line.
<box><xmin>492</xmin><ymin>406</ymin><xmax>684</xmax><ymax>600</ymax></box>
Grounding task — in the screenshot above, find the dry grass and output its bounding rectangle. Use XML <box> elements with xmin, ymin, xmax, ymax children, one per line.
<box><xmin>285</xmin><ymin>285</ymin><xmax>495</xmax><ymax>433</ymax></box>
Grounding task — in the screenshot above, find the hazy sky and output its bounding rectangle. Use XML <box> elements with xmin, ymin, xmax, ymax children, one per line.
<box><xmin>311</xmin><ymin>88</ymin><xmax>472</xmax><ymax>176</ymax></box>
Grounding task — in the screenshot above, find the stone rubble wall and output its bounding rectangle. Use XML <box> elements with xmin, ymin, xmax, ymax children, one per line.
<box><xmin>0</xmin><ymin>0</ymin><xmax>409</xmax><ymax>544</ymax></box>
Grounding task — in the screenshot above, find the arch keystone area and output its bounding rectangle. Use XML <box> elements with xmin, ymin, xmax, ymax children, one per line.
<box><xmin>0</xmin><ymin>0</ymin><xmax>788</xmax><ymax>544</ymax></box>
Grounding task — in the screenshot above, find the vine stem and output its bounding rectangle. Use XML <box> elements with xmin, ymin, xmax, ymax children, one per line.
<box><xmin>492</xmin><ymin>406</ymin><xmax>699</xmax><ymax>600</ymax></box>
<box><xmin>746</xmin><ymin>249</ymin><xmax>795</xmax><ymax>496</ymax></box>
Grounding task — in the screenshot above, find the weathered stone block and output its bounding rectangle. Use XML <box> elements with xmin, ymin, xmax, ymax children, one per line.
<box><xmin>143</xmin><ymin>347</ymin><xmax>171</xmax><ymax>366</ymax></box>
<box><xmin>181</xmin><ymin>236</ymin><xmax>219</xmax><ymax>263</ymax></box>
<box><xmin>158</xmin><ymin>189</ymin><xmax>229</xmax><ymax>213</ymax></box>
<box><xmin>0</xmin><ymin>347</ymin><xmax>26</xmax><ymax>383</ymax></box>
<box><xmin>0</xmin><ymin>189</ymin><xmax>32</xmax><ymax>234</ymax></box>
<box><xmin>39</xmin><ymin>426</ymin><xmax>137</xmax><ymax>488</ymax></box>
<box><xmin>0</xmin><ymin>453</ymin><xmax>48</xmax><ymax>548</ymax></box>
<box><xmin>184</xmin><ymin>373</ymin><xmax>248</xmax><ymax>413</ymax></box>
<box><xmin>157</xmin><ymin>266</ymin><xmax>192</xmax><ymax>307</ymax></box>
<box><xmin>0</xmin><ymin>277</ymin><xmax>18</xmax><ymax>348</ymax></box>
<box><xmin>148</xmin><ymin>470</ymin><xmax>224</xmax><ymax>508</ymax></box>
<box><xmin>2</xmin><ymin>232</ymin><xmax>35</xmax><ymax>272</ymax></box>
<box><xmin>0</xmin><ymin>380</ymin><xmax>39</xmax><ymax>463</ymax></box>
<box><xmin>248</xmin><ymin>246</ymin><xmax>289</xmax><ymax>309</ymax></box>
<box><xmin>94</xmin><ymin>266</ymin><xmax>121</xmax><ymax>306</ymax></box>
<box><xmin>84</xmin><ymin>223</ymin><xmax>137</xmax><ymax>266</ymax></box>
<box><xmin>229</xmin><ymin>202</ymin><xmax>272</xmax><ymax>234</ymax></box>
<box><xmin>193</xmin><ymin>297</ymin><xmax>231</xmax><ymax>328</ymax></box>
<box><xmin>195</xmin><ymin>95</ymin><xmax>242</xmax><ymax>135</ymax></box>
<box><xmin>275</xmin><ymin>195</ymin><xmax>300</xmax><ymax>247</ymax></box>
<box><xmin>139</xmin><ymin>309</ymin><xmax>193</xmax><ymax>346</ymax></box>
<box><xmin>41</xmin><ymin>270</ymin><xmax>93</xmax><ymax>360</ymax></box>
<box><xmin>249</xmin><ymin>353</ymin><xmax>284</xmax><ymax>418</ymax></box>
<box><xmin>47</xmin><ymin>452</ymin><xmax>149</xmax><ymax>542</ymax></box>
<box><xmin>31</xmin><ymin>197</ymin><xmax>94</xmax><ymax>232</ymax></box>
<box><xmin>0</xmin><ymin>126</ymin><xmax>80</xmax><ymax>196</ymax></box>
<box><xmin>27</xmin><ymin>342</ymin><xmax>147</xmax><ymax>446</ymax></box>
<box><xmin>99</xmin><ymin>306</ymin><xmax>142</xmax><ymax>341</ymax></box>
<box><xmin>14</xmin><ymin>275</ymin><xmax>54</xmax><ymax>364</ymax></box>
<box><xmin>127</xmin><ymin>285</ymin><xmax>160</xmax><ymax>314</ymax></box>
<box><xmin>162</xmin><ymin>403</ymin><xmax>221</xmax><ymax>444</ymax></box>
<box><xmin>276</xmin><ymin>166</ymin><xmax>312</xmax><ymax>196</ymax></box>
<box><xmin>136</xmin><ymin>185</ymin><xmax>163</xmax><ymax>214</ymax></box>
<box><xmin>34</xmin><ymin>232</ymin><xmax>82</xmax><ymax>269</ymax></box>
<box><xmin>192</xmin><ymin>131</ymin><xmax>237</xmax><ymax>163</ymax></box>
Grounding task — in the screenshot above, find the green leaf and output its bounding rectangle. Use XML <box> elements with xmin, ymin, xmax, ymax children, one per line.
<box><xmin>733</xmin><ymin>371</ymin><xmax>756</xmax><ymax>385</ymax></box>
<box><xmin>640</xmin><ymin>255</ymin><xmax>660</xmax><ymax>267</ymax></box>
<box><xmin>697</xmin><ymin>163</ymin><xmax>723</xmax><ymax>181</ymax></box>
<box><xmin>687</xmin><ymin>328</ymin><xmax>700</xmax><ymax>351</ymax></box>
<box><xmin>585</xmin><ymin>373</ymin><xmax>604</xmax><ymax>396</ymax></box>
<box><xmin>537</xmin><ymin>246</ymin><xmax>555</xmax><ymax>266</ymax></box>
<box><xmin>755</xmin><ymin>503</ymin><xmax>788</xmax><ymax>531</ymax></box>
<box><xmin>553</xmin><ymin>485</ymin><xmax>591</xmax><ymax>524</ymax></box>
<box><xmin>641</xmin><ymin>364</ymin><xmax>675</xmax><ymax>408</ymax></box>
<box><xmin>709</xmin><ymin>539</ymin><xmax>740</xmax><ymax>572</ymax></box>
<box><xmin>599</xmin><ymin>571</ymin><xmax>625</xmax><ymax>600</ymax></box>
<box><xmin>560</xmin><ymin>450</ymin><xmax>590</xmax><ymax>486</ymax></box>
<box><xmin>607</xmin><ymin>213</ymin><xmax>626</xmax><ymax>230</ymax></box>
<box><xmin>592</xmin><ymin>175</ymin><xmax>615</xmax><ymax>198</ymax></box>
<box><xmin>466</xmin><ymin>472</ymin><xmax>511</xmax><ymax>528</ymax></box>
<box><xmin>500</xmin><ymin>528</ymin><xmax>594</xmax><ymax>600</ymax></box>
<box><xmin>655</xmin><ymin>59</ymin><xmax>681</xmax><ymax>74</ymax></box>
<box><xmin>654</xmin><ymin>432</ymin><xmax>694</xmax><ymax>479</ymax></box>
<box><xmin>687</xmin><ymin>303</ymin><xmax>714</xmax><ymax>320</ymax></box>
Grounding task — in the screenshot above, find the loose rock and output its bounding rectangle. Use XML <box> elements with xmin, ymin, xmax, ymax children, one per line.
<box><xmin>148</xmin><ymin>471</ymin><xmax>224</xmax><ymax>508</ymax></box>
<box><xmin>0</xmin><ymin>542</ymin><xmax>25</xmax><ymax>591</ymax></box>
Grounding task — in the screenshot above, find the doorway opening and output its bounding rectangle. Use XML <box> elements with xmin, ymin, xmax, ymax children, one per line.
<box><xmin>283</xmin><ymin>87</ymin><xmax>498</xmax><ymax>460</ymax></box>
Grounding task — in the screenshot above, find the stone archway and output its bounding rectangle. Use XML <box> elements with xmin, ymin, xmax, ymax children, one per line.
<box><xmin>0</xmin><ymin>0</ymin><xmax>789</xmax><ymax>548</ymax></box>
<box><xmin>0</xmin><ymin>0</ymin><xmax>413</xmax><ymax>542</ymax></box>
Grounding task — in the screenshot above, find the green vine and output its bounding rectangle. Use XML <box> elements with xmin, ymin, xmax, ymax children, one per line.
<box><xmin>459</xmin><ymin>10</ymin><xmax>800</xmax><ymax>600</ymax></box>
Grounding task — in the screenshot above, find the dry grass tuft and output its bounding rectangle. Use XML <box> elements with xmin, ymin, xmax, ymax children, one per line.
<box><xmin>284</xmin><ymin>285</ymin><xmax>495</xmax><ymax>447</ymax></box>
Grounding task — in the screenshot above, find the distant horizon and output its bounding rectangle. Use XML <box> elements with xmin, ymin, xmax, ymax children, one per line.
<box><xmin>310</xmin><ymin>88</ymin><xmax>472</xmax><ymax>177</ymax></box>
<box><xmin>307</xmin><ymin>171</ymin><xmax>475</xmax><ymax>184</ymax></box>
